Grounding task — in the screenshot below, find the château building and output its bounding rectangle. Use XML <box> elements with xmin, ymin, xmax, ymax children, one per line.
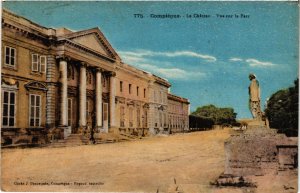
<box><xmin>1</xmin><ymin>9</ymin><xmax>190</xmax><ymax>146</ymax></box>
<box><xmin>167</xmin><ymin>93</ymin><xmax>190</xmax><ymax>133</ymax></box>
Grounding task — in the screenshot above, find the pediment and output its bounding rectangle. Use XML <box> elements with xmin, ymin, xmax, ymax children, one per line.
<box><xmin>61</xmin><ymin>28</ymin><xmax>120</xmax><ymax>61</ymax></box>
<box><xmin>71</xmin><ymin>34</ymin><xmax>111</xmax><ymax>57</ymax></box>
<box><xmin>24</xmin><ymin>81</ymin><xmax>47</xmax><ymax>92</ymax></box>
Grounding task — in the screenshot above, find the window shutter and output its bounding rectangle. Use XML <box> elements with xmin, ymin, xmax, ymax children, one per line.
<box><xmin>32</xmin><ymin>54</ymin><xmax>39</xmax><ymax>72</ymax></box>
<box><xmin>40</xmin><ymin>56</ymin><xmax>47</xmax><ymax>73</ymax></box>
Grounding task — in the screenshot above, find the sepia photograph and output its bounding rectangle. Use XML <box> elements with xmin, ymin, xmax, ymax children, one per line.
<box><xmin>1</xmin><ymin>1</ymin><xmax>299</xmax><ymax>193</ymax></box>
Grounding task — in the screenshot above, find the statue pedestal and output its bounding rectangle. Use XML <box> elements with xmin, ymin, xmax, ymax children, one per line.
<box><xmin>247</xmin><ymin>120</ymin><xmax>265</xmax><ymax>127</ymax></box>
<box><xmin>243</xmin><ymin>119</ymin><xmax>276</xmax><ymax>135</ymax></box>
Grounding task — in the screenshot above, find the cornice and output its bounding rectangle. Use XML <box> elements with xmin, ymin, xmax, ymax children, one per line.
<box><xmin>57</xmin><ymin>39</ymin><xmax>116</xmax><ymax>63</ymax></box>
<box><xmin>117</xmin><ymin>63</ymin><xmax>152</xmax><ymax>82</ymax></box>
<box><xmin>167</xmin><ymin>93</ymin><xmax>190</xmax><ymax>104</ymax></box>
<box><xmin>2</xmin><ymin>21</ymin><xmax>56</xmax><ymax>46</ymax></box>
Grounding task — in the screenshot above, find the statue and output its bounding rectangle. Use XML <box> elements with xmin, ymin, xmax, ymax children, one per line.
<box><xmin>248</xmin><ymin>73</ymin><xmax>262</xmax><ymax>120</ymax></box>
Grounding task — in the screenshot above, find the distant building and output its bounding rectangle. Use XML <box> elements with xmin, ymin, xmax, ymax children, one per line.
<box><xmin>167</xmin><ymin>93</ymin><xmax>190</xmax><ymax>133</ymax></box>
<box><xmin>1</xmin><ymin>9</ymin><xmax>190</xmax><ymax>146</ymax></box>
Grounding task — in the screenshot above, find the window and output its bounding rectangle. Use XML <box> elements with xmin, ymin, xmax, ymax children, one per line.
<box><xmin>5</xmin><ymin>46</ymin><xmax>16</xmax><ymax>67</ymax></box>
<box><xmin>144</xmin><ymin>89</ymin><xmax>146</xmax><ymax>98</ymax></box>
<box><xmin>86</xmin><ymin>101</ymin><xmax>89</xmax><ymax>118</ymax></box>
<box><xmin>102</xmin><ymin>76</ymin><xmax>106</xmax><ymax>87</ymax></box>
<box><xmin>68</xmin><ymin>98</ymin><xmax>72</xmax><ymax>126</ymax></box>
<box><xmin>29</xmin><ymin>94</ymin><xmax>41</xmax><ymax>127</ymax></box>
<box><xmin>120</xmin><ymin>81</ymin><xmax>123</xmax><ymax>92</ymax></box>
<box><xmin>129</xmin><ymin>84</ymin><xmax>132</xmax><ymax>94</ymax></box>
<box><xmin>137</xmin><ymin>86</ymin><xmax>139</xmax><ymax>96</ymax></box>
<box><xmin>31</xmin><ymin>54</ymin><xmax>47</xmax><ymax>73</ymax></box>
<box><xmin>103</xmin><ymin>103</ymin><xmax>108</xmax><ymax>121</ymax></box>
<box><xmin>67</xmin><ymin>65</ymin><xmax>75</xmax><ymax>80</ymax></box>
<box><xmin>164</xmin><ymin>113</ymin><xmax>167</xmax><ymax>127</ymax></box>
<box><xmin>159</xmin><ymin>112</ymin><xmax>163</xmax><ymax>127</ymax></box>
<box><xmin>137</xmin><ymin>108</ymin><xmax>140</xmax><ymax>127</ymax></box>
<box><xmin>2</xmin><ymin>90</ymin><xmax>16</xmax><ymax>127</ymax></box>
<box><xmin>160</xmin><ymin>91</ymin><xmax>162</xmax><ymax>103</ymax></box>
<box><xmin>129</xmin><ymin>107</ymin><xmax>133</xmax><ymax>127</ymax></box>
<box><xmin>32</xmin><ymin>54</ymin><xmax>38</xmax><ymax>71</ymax></box>
<box><xmin>143</xmin><ymin>109</ymin><xmax>148</xmax><ymax>128</ymax></box>
<box><xmin>40</xmin><ymin>55</ymin><xmax>47</xmax><ymax>72</ymax></box>
<box><xmin>87</xmin><ymin>71</ymin><xmax>92</xmax><ymax>84</ymax></box>
<box><xmin>120</xmin><ymin>106</ymin><xmax>125</xmax><ymax>127</ymax></box>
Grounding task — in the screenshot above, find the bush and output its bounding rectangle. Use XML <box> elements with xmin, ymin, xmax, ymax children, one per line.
<box><xmin>265</xmin><ymin>79</ymin><xmax>298</xmax><ymax>136</ymax></box>
<box><xmin>191</xmin><ymin>104</ymin><xmax>237</xmax><ymax>126</ymax></box>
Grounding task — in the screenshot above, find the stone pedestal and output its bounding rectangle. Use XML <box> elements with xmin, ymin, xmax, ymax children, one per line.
<box><xmin>243</xmin><ymin>120</ymin><xmax>276</xmax><ymax>135</ymax></box>
<box><xmin>224</xmin><ymin>121</ymin><xmax>292</xmax><ymax>177</ymax></box>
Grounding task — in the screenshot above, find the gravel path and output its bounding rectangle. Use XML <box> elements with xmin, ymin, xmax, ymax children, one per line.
<box><xmin>1</xmin><ymin>129</ymin><xmax>297</xmax><ymax>193</ymax></box>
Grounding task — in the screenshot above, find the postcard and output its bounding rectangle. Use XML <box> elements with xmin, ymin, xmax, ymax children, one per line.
<box><xmin>1</xmin><ymin>1</ymin><xmax>298</xmax><ymax>193</ymax></box>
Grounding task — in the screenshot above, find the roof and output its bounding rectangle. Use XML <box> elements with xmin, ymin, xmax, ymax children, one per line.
<box><xmin>168</xmin><ymin>93</ymin><xmax>190</xmax><ymax>104</ymax></box>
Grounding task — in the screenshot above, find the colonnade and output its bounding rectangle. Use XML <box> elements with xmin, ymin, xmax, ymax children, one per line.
<box><xmin>58</xmin><ymin>58</ymin><xmax>116</xmax><ymax>131</ymax></box>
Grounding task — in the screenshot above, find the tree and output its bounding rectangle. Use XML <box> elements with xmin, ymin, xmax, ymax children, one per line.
<box><xmin>265</xmin><ymin>79</ymin><xmax>298</xmax><ymax>136</ymax></box>
<box><xmin>191</xmin><ymin>104</ymin><xmax>237</xmax><ymax>125</ymax></box>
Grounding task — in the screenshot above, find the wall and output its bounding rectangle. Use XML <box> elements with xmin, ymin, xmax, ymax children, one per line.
<box><xmin>224</xmin><ymin>130</ymin><xmax>298</xmax><ymax>177</ymax></box>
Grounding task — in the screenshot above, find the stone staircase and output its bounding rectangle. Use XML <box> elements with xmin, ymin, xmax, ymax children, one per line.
<box><xmin>48</xmin><ymin>132</ymin><xmax>143</xmax><ymax>148</ymax></box>
<box><xmin>94</xmin><ymin>132</ymin><xmax>140</xmax><ymax>144</ymax></box>
<box><xmin>49</xmin><ymin>134</ymin><xmax>89</xmax><ymax>148</ymax></box>
<box><xmin>119</xmin><ymin>133</ymin><xmax>141</xmax><ymax>140</ymax></box>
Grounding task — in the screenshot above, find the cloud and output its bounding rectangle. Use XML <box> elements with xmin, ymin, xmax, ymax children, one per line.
<box><xmin>158</xmin><ymin>51</ymin><xmax>217</xmax><ymax>62</ymax></box>
<box><xmin>228</xmin><ymin>57</ymin><xmax>277</xmax><ymax>67</ymax></box>
<box><xmin>133</xmin><ymin>63</ymin><xmax>205</xmax><ymax>80</ymax></box>
<box><xmin>245</xmin><ymin>59</ymin><xmax>276</xmax><ymax>67</ymax></box>
<box><xmin>119</xmin><ymin>50</ymin><xmax>217</xmax><ymax>62</ymax></box>
<box><xmin>118</xmin><ymin>49</ymin><xmax>208</xmax><ymax>80</ymax></box>
<box><xmin>229</xmin><ymin>57</ymin><xmax>243</xmax><ymax>62</ymax></box>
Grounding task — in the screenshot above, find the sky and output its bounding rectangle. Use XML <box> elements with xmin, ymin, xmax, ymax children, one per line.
<box><xmin>3</xmin><ymin>1</ymin><xmax>299</xmax><ymax>118</ymax></box>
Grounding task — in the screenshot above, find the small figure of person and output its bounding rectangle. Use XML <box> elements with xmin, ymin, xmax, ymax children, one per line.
<box><xmin>248</xmin><ymin>73</ymin><xmax>262</xmax><ymax>120</ymax></box>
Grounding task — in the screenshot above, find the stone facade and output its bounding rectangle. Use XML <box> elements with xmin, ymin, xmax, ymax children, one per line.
<box><xmin>1</xmin><ymin>9</ymin><xmax>190</xmax><ymax>146</ymax></box>
<box><xmin>148</xmin><ymin>76</ymin><xmax>170</xmax><ymax>135</ymax></box>
<box><xmin>167</xmin><ymin>93</ymin><xmax>190</xmax><ymax>133</ymax></box>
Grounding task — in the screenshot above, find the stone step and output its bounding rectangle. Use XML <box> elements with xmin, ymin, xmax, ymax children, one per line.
<box><xmin>48</xmin><ymin>134</ymin><xmax>90</xmax><ymax>147</ymax></box>
<box><xmin>48</xmin><ymin>132</ymin><xmax>144</xmax><ymax>147</ymax></box>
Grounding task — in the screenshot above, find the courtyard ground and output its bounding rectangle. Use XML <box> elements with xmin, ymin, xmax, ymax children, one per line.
<box><xmin>1</xmin><ymin>128</ymin><xmax>297</xmax><ymax>193</ymax></box>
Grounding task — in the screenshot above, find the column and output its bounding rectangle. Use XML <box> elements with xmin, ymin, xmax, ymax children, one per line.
<box><xmin>95</xmin><ymin>68</ymin><xmax>102</xmax><ymax>128</ymax></box>
<box><xmin>59</xmin><ymin>58</ymin><xmax>68</xmax><ymax>126</ymax></box>
<box><xmin>79</xmin><ymin>63</ymin><xmax>87</xmax><ymax>128</ymax></box>
<box><xmin>109</xmin><ymin>72</ymin><xmax>116</xmax><ymax>128</ymax></box>
<box><xmin>46</xmin><ymin>55</ymin><xmax>56</xmax><ymax>128</ymax></box>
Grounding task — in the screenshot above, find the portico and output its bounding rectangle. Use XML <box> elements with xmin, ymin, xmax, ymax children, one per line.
<box><xmin>53</xmin><ymin>28</ymin><xmax>121</xmax><ymax>136</ymax></box>
<box><xmin>56</xmin><ymin>55</ymin><xmax>117</xmax><ymax>136</ymax></box>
